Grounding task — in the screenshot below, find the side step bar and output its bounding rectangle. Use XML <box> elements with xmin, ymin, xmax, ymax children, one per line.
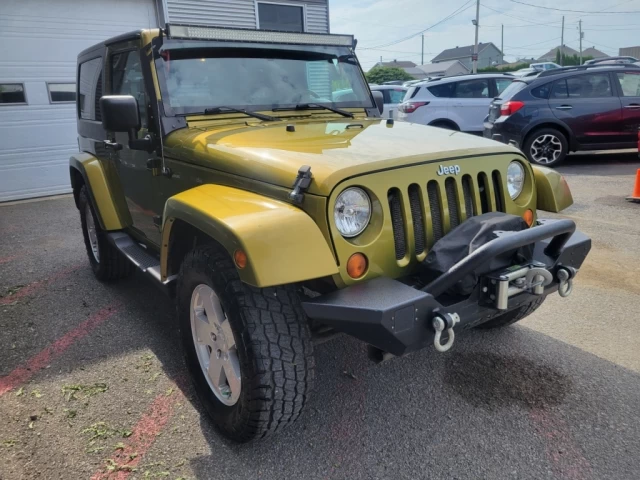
<box><xmin>106</xmin><ymin>232</ymin><xmax>176</xmax><ymax>296</ymax></box>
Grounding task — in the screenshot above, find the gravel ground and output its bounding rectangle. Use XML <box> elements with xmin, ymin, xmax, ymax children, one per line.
<box><xmin>1</xmin><ymin>152</ymin><xmax>639</xmax><ymax>480</ymax></box>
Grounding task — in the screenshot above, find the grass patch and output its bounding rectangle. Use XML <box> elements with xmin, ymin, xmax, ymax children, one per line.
<box><xmin>82</xmin><ymin>422</ymin><xmax>131</xmax><ymax>442</ymax></box>
<box><xmin>62</xmin><ymin>383</ymin><xmax>108</xmax><ymax>401</ymax></box>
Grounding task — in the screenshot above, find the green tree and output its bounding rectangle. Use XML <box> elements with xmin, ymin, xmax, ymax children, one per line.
<box><xmin>366</xmin><ymin>66</ymin><xmax>414</xmax><ymax>84</ymax></box>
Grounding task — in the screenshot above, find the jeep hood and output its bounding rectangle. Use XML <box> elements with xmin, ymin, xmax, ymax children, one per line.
<box><xmin>163</xmin><ymin>119</ymin><xmax>521</xmax><ymax>197</ymax></box>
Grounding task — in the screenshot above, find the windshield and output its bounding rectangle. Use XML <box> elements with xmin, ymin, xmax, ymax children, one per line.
<box><xmin>156</xmin><ymin>44</ymin><xmax>373</xmax><ymax>115</ymax></box>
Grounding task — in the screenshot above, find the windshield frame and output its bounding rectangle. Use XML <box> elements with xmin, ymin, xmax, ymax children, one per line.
<box><xmin>151</xmin><ymin>38</ymin><xmax>375</xmax><ymax>117</ymax></box>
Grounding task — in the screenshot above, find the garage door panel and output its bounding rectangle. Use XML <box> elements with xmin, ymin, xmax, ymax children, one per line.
<box><xmin>0</xmin><ymin>0</ymin><xmax>157</xmax><ymax>201</ymax></box>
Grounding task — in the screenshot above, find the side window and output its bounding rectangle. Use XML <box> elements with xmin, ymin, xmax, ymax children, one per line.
<box><xmin>495</xmin><ymin>78</ymin><xmax>513</xmax><ymax>95</ymax></box>
<box><xmin>531</xmin><ymin>83</ymin><xmax>551</xmax><ymax>99</ymax></box>
<box><xmin>78</xmin><ymin>57</ymin><xmax>102</xmax><ymax>120</ymax></box>
<box><xmin>427</xmin><ymin>82</ymin><xmax>455</xmax><ymax>98</ymax></box>
<box><xmin>453</xmin><ymin>79</ymin><xmax>490</xmax><ymax>99</ymax></box>
<box><xmin>566</xmin><ymin>74</ymin><xmax>612</xmax><ymax>98</ymax></box>
<box><xmin>616</xmin><ymin>72</ymin><xmax>640</xmax><ymax>97</ymax></box>
<box><xmin>111</xmin><ymin>51</ymin><xmax>148</xmax><ymax>127</ymax></box>
<box><xmin>551</xmin><ymin>79</ymin><xmax>568</xmax><ymax>99</ymax></box>
<box><xmin>388</xmin><ymin>89</ymin><xmax>406</xmax><ymax>103</ymax></box>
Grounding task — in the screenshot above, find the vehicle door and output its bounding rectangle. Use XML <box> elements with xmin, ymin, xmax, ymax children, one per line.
<box><xmin>451</xmin><ymin>78</ymin><xmax>492</xmax><ymax>132</ymax></box>
<box><xmin>384</xmin><ymin>87</ymin><xmax>407</xmax><ymax>119</ymax></box>
<box><xmin>613</xmin><ymin>70</ymin><xmax>640</xmax><ymax>146</ymax></box>
<box><xmin>105</xmin><ymin>41</ymin><xmax>161</xmax><ymax>244</ymax></box>
<box><xmin>548</xmin><ymin>72</ymin><xmax>622</xmax><ymax>146</ymax></box>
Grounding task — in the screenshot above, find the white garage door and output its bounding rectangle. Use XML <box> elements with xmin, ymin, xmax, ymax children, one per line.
<box><xmin>0</xmin><ymin>0</ymin><xmax>158</xmax><ymax>202</ymax></box>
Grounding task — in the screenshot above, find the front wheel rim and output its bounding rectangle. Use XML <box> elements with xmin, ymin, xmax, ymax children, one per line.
<box><xmin>190</xmin><ymin>284</ymin><xmax>241</xmax><ymax>406</ymax></box>
<box><xmin>85</xmin><ymin>203</ymin><xmax>100</xmax><ymax>263</ymax></box>
<box><xmin>530</xmin><ymin>134</ymin><xmax>563</xmax><ymax>164</ymax></box>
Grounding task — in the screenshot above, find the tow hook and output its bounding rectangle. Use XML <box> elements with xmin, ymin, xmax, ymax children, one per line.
<box><xmin>432</xmin><ymin>312</ymin><xmax>460</xmax><ymax>353</ymax></box>
<box><xmin>557</xmin><ymin>266</ymin><xmax>577</xmax><ymax>298</ymax></box>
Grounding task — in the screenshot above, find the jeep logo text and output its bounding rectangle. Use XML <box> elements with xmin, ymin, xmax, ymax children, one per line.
<box><xmin>437</xmin><ymin>164</ymin><xmax>461</xmax><ymax>176</ymax></box>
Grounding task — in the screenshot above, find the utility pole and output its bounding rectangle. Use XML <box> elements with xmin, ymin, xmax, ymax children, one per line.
<box><xmin>560</xmin><ymin>16</ymin><xmax>565</xmax><ymax>66</ymax></box>
<box><xmin>472</xmin><ymin>0</ymin><xmax>480</xmax><ymax>73</ymax></box>
<box><xmin>421</xmin><ymin>34</ymin><xmax>424</xmax><ymax>65</ymax></box>
<box><xmin>501</xmin><ymin>24</ymin><xmax>504</xmax><ymax>65</ymax></box>
<box><xmin>579</xmin><ymin>20</ymin><xmax>583</xmax><ymax>65</ymax></box>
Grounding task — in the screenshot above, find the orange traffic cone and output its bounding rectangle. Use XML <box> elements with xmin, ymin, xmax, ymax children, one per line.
<box><xmin>627</xmin><ymin>169</ymin><xmax>640</xmax><ymax>203</ymax></box>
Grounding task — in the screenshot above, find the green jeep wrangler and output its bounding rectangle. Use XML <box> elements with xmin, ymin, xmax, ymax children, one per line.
<box><xmin>70</xmin><ymin>25</ymin><xmax>591</xmax><ymax>442</ymax></box>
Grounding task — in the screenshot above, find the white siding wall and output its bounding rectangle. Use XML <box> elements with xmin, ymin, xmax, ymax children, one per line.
<box><xmin>0</xmin><ymin>0</ymin><xmax>158</xmax><ymax>202</ymax></box>
<box><xmin>166</xmin><ymin>0</ymin><xmax>257</xmax><ymax>29</ymax></box>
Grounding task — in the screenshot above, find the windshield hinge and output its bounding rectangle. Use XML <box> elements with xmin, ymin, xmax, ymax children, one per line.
<box><xmin>289</xmin><ymin>165</ymin><xmax>312</xmax><ymax>204</ymax></box>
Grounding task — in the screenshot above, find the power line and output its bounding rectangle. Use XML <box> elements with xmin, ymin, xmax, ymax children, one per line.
<box><xmin>481</xmin><ymin>3</ymin><xmax>563</xmax><ymax>27</ymax></box>
<box><xmin>508</xmin><ymin>0</ymin><xmax>640</xmax><ymax>14</ymax></box>
<box><xmin>359</xmin><ymin>0</ymin><xmax>475</xmax><ymax>50</ymax></box>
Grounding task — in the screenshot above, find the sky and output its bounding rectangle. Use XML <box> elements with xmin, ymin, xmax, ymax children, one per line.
<box><xmin>329</xmin><ymin>0</ymin><xmax>640</xmax><ymax>70</ymax></box>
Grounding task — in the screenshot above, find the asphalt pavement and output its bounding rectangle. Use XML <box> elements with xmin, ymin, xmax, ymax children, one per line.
<box><xmin>1</xmin><ymin>152</ymin><xmax>639</xmax><ymax>480</ymax></box>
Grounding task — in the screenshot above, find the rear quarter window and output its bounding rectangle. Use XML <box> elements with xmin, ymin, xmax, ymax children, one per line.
<box><xmin>531</xmin><ymin>83</ymin><xmax>551</xmax><ymax>99</ymax></box>
<box><xmin>497</xmin><ymin>80</ymin><xmax>526</xmax><ymax>100</ymax></box>
<box><xmin>427</xmin><ymin>82</ymin><xmax>455</xmax><ymax>98</ymax></box>
<box><xmin>407</xmin><ymin>86</ymin><xmax>421</xmax><ymax>99</ymax></box>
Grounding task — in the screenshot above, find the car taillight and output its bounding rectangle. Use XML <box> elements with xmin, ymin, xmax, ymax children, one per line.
<box><xmin>399</xmin><ymin>101</ymin><xmax>428</xmax><ymax>114</ymax></box>
<box><xmin>500</xmin><ymin>101</ymin><xmax>525</xmax><ymax>116</ymax></box>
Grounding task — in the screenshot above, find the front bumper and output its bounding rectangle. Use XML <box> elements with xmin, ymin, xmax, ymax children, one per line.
<box><xmin>302</xmin><ymin>219</ymin><xmax>591</xmax><ymax>356</ymax></box>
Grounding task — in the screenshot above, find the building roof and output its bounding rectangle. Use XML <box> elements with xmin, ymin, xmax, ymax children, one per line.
<box><xmin>581</xmin><ymin>47</ymin><xmax>608</xmax><ymax>58</ymax></box>
<box><xmin>432</xmin><ymin>43</ymin><xmax>500</xmax><ymax>62</ymax></box>
<box><xmin>537</xmin><ymin>45</ymin><xmax>579</xmax><ymax>60</ymax></box>
<box><xmin>372</xmin><ymin>60</ymin><xmax>417</xmax><ymax>69</ymax></box>
<box><xmin>416</xmin><ymin>60</ymin><xmax>469</xmax><ymax>75</ymax></box>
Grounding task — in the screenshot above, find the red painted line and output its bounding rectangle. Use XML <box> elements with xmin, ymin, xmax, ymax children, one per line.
<box><xmin>91</xmin><ymin>388</ymin><xmax>183</xmax><ymax>480</ymax></box>
<box><xmin>0</xmin><ymin>254</ymin><xmax>19</xmax><ymax>265</ymax></box>
<box><xmin>0</xmin><ymin>304</ymin><xmax>120</xmax><ymax>397</ymax></box>
<box><xmin>529</xmin><ymin>408</ymin><xmax>592</xmax><ymax>480</ymax></box>
<box><xmin>0</xmin><ymin>265</ymin><xmax>81</xmax><ymax>305</ymax></box>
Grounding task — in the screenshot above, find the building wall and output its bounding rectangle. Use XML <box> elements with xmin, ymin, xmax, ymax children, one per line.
<box><xmin>620</xmin><ymin>46</ymin><xmax>640</xmax><ymax>59</ymax></box>
<box><xmin>445</xmin><ymin>63</ymin><xmax>470</xmax><ymax>76</ymax></box>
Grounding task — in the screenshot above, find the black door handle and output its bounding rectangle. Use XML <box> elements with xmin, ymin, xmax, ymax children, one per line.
<box><xmin>103</xmin><ymin>139</ymin><xmax>123</xmax><ymax>151</ymax></box>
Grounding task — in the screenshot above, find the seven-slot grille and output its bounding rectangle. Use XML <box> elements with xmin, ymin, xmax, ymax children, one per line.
<box><xmin>388</xmin><ymin>171</ymin><xmax>505</xmax><ymax>260</ymax></box>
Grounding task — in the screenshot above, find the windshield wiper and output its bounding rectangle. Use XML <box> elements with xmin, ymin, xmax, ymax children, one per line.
<box><xmin>203</xmin><ymin>106</ymin><xmax>280</xmax><ymax>122</ymax></box>
<box><xmin>273</xmin><ymin>103</ymin><xmax>354</xmax><ymax>118</ymax></box>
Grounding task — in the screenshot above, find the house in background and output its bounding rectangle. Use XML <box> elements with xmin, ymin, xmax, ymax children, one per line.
<box><xmin>581</xmin><ymin>47</ymin><xmax>608</xmax><ymax>59</ymax></box>
<box><xmin>0</xmin><ymin>0</ymin><xmax>330</xmax><ymax>201</ymax></box>
<box><xmin>431</xmin><ymin>43</ymin><xmax>502</xmax><ymax>70</ymax></box>
<box><xmin>619</xmin><ymin>46</ymin><xmax>640</xmax><ymax>58</ymax></box>
<box><xmin>416</xmin><ymin>60</ymin><xmax>469</xmax><ymax>78</ymax></box>
<box><xmin>537</xmin><ymin>45</ymin><xmax>579</xmax><ymax>62</ymax></box>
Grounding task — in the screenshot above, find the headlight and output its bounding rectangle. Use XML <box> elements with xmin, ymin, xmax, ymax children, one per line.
<box><xmin>334</xmin><ymin>187</ymin><xmax>371</xmax><ymax>238</ymax></box>
<box><xmin>507</xmin><ymin>161</ymin><xmax>525</xmax><ymax>199</ymax></box>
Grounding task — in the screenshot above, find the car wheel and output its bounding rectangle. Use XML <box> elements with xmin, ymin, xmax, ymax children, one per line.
<box><xmin>524</xmin><ymin>128</ymin><xmax>568</xmax><ymax>166</ymax></box>
<box><xmin>475</xmin><ymin>297</ymin><xmax>545</xmax><ymax>329</ymax></box>
<box><xmin>176</xmin><ymin>246</ymin><xmax>314</xmax><ymax>442</ymax></box>
<box><xmin>78</xmin><ymin>186</ymin><xmax>133</xmax><ymax>281</ymax></box>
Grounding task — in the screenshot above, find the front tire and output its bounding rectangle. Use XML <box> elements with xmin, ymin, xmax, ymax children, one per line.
<box><xmin>523</xmin><ymin>128</ymin><xmax>568</xmax><ymax>167</ymax></box>
<box><xmin>78</xmin><ymin>186</ymin><xmax>133</xmax><ymax>281</ymax></box>
<box><xmin>475</xmin><ymin>297</ymin><xmax>545</xmax><ymax>330</ymax></box>
<box><xmin>176</xmin><ymin>246</ymin><xmax>314</xmax><ymax>442</ymax></box>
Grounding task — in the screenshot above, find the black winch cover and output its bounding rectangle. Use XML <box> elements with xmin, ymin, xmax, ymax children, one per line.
<box><xmin>420</xmin><ymin>212</ymin><xmax>533</xmax><ymax>295</ymax></box>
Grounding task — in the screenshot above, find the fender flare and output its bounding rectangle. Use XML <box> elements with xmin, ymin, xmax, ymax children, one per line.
<box><xmin>69</xmin><ymin>153</ymin><xmax>131</xmax><ymax>230</ymax></box>
<box><xmin>161</xmin><ymin>184</ymin><xmax>339</xmax><ymax>288</ymax></box>
<box><xmin>532</xmin><ymin>165</ymin><xmax>574</xmax><ymax>212</ymax></box>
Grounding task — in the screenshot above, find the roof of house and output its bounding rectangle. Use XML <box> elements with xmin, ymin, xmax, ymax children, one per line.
<box><xmin>416</xmin><ymin>60</ymin><xmax>469</xmax><ymax>75</ymax></box>
<box><xmin>404</xmin><ymin>67</ymin><xmax>429</xmax><ymax>78</ymax></box>
<box><xmin>537</xmin><ymin>45</ymin><xmax>579</xmax><ymax>60</ymax></box>
<box><xmin>372</xmin><ymin>60</ymin><xmax>417</xmax><ymax>69</ymax></box>
<box><xmin>581</xmin><ymin>47</ymin><xmax>608</xmax><ymax>58</ymax></box>
<box><xmin>432</xmin><ymin>43</ymin><xmax>500</xmax><ymax>62</ymax></box>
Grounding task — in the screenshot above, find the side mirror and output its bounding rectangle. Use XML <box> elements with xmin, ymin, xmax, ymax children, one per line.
<box><xmin>372</xmin><ymin>91</ymin><xmax>384</xmax><ymax>115</ymax></box>
<box><xmin>100</xmin><ymin>95</ymin><xmax>140</xmax><ymax>133</ymax></box>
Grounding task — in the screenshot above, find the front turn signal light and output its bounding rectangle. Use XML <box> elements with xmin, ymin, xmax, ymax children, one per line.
<box><xmin>347</xmin><ymin>253</ymin><xmax>368</xmax><ymax>279</ymax></box>
<box><xmin>234</xmin><ymin>249</ymin><xmax>247</xmax><ymax>269</ymax></box>
<box><xmin>523</xmin><ymin>209</ymin><xmax>534</xmax><ymax>227</ymax></box>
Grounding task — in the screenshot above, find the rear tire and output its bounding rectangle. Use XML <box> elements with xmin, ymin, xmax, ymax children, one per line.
<box><xmin>475</xmin><ymin>297</ymin><xmax>545</xmax><ymax>330</ymax></box>
<box><xmin>523</xmin><ymin>128</ymin><xmax>568</xmax><ymax>167</ymax></box>
<box><xmin>78</xmin><ymin>186</ymin><xmax>133</xmax><ymax>281</ymax></box>
<box><xmin>176</xmin><ymin>246</ymin><xmax>314</xmax><ymax>442</ymax></box>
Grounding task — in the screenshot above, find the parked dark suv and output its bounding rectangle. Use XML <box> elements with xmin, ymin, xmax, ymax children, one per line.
<box><xmin>484</xmin><ymin>64</ymin><xmax>640</xmax><ymax>166</ymax></box>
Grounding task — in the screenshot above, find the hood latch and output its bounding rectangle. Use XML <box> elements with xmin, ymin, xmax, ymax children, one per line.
<box><xmin>289</xmin><ymin>165</ymin><xmax>312</xmax><ymax>204</ymax></box>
